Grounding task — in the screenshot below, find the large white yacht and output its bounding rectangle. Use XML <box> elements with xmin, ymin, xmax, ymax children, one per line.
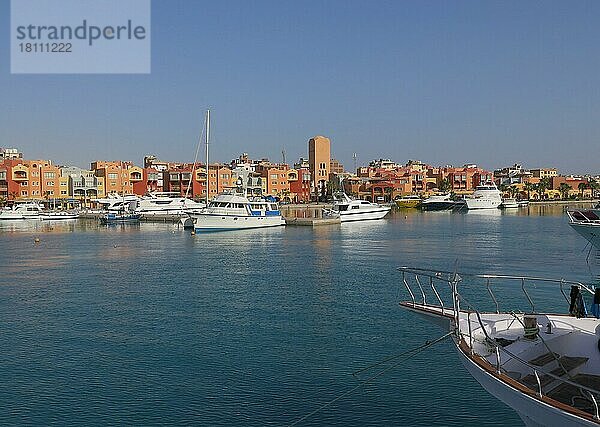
<box><xmin>136</xmin><ymin>192</ymin><xmax>206</xmax><ymax>216</ymax></box>
<box><xmin>400</xmin><ymin>266</ymin><xmax>600</xmax><ymax>427</ymax></box>
<box><xmin>325</xmin><ymin>193</ymin><xmax>390</xmax><ymax>222</ymax></box>
<box><xmin>187</xmin><ymin>191</ymin><xmax>285</xmax><ymax>231</ymax></box>
<box><xmin>465</xmin><ymin>183</ymin><xmax>503</xmax><ymax>210</ymax></box>
<box><xmin>93</xmin><ymin>194</ymin><xmax>140</xmax><ymax>213</ymax></box>
<box><xmin>567</xmin><ymin>205</ymin><xmax>600</xmax><ymax>249</ymax></box>
<box><xmin>0</xmin><ymin>202</ymin><xmax>44</xmax><ymax>220</ymax></box>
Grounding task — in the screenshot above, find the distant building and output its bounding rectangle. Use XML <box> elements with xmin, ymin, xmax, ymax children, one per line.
<box><xmin>530</xmin><ymin>168</ymin><xmax>558</xmax><ymax>179</ymax></box>
<box><xmin>308</xmin><ymin>135</ymin><xmax>330</xmax><ymax>200</ymax></box>
<box><xmin>294</xmin><ymin>157</ymin><xmax>310</xmax><ymax>169</ymax></box>
<box><xmin>494</xmin><ymin>163</ymin><xmax>533</xmax><ymax>185</ymax></box>
<box><xmin>329</xmin><ymin>159</ymin><xmax>344</xmax><ymax>174</ymax></box>
<box><xmin>61</xmin><ymin>166</ymin><xmax>101</xmax><ymax>205</ymax></box>
<box><xmin>0</xmin><ymin>148</ymin><xmax>23</xmax><ymax>160</ymax></box>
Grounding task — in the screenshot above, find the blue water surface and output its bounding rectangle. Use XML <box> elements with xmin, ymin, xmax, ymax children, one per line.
<box><xmin>0</xmin><ymin>206</ymin><xmax>597</xmax><ymax>426</ymax></box>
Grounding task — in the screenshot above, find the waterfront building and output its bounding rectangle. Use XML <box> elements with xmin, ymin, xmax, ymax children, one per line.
<box><xmin>255</xmin><ymin>162</ymin><xmax>290</xmax><ymax>198</ymax></box>
<box><xmin>289</xmin><ymin>167</ymin><xmax>311</xmax><ymax>202</ymax></box>
<box><xmin>0</xmin><ymin>148</ymin><xmax>23</xmax><ymax>160</ymax></box>
<box><xmin>61</xmin><ymin>166</ymin><xmax>101</xmax><ymax>206</ymax></box>
<box><xmin>308</xmin><ymin>136</ymin><xmax>331</xmax><ymax>200</ymax></box>
<box><xmin>530</xmin><ymin>168</ymin><xmax>558</xmax><ymax>179</ymax></box>
<box><xmin>0</xmin><ymin>158</ymin><xmax>62</xmax><ymax>202</ymax></box>
<box><xmin>91</xmin><ymin>161</ymin><xmax>142</xmax><ymax>196</ymax></box>
<box><xmin>493</xmin><ymin>163</ymin><xmax>533</xmax><ymax>186</ymax></box>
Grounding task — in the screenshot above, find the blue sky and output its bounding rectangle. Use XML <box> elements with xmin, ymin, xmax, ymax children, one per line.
<box><xmin>1</xmin><ymin>0</ymin><xmax>599</xmax><ymax>173</ymax></box>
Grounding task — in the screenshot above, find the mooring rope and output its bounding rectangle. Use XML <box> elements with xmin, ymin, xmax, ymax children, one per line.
<box><xmin>287</xmin><ymin>331</ymin><xmax>454</xmax><ymax>426</ymax></box>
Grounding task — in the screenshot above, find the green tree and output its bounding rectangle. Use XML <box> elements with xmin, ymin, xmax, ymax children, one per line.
<box><xmin>589</xmin><ymin>180</ymin><xmax>600</xmax><ymax>198</ymax></box>
<box><xmin>536</xmin><ymin>178</ymin><xmax>551</xmax><ymax>200</ymax></box>
<box><xmin>0</xmin><ymin>195</ymin><xmax>6</xmax><ymax>207</ymax></box>
<box><xmin>438</xmin><ymin>178</ymin><xmax>451</xmax><ymax>193</ymax></box>
<box><xmin>559</xmin><ymin>183</ymin><xmax>572</xmax><ymax>200</ymax></box>
<box><xmin>578</xmin><ymin>182</ymin><xmax>589</xmax><ymax>198</ymax></box>
<box><xmin>8</xmin><ymin>191</ymin><xmax>18</xmax><ymax>201</ymax></box>
<box><xmin>509</xmin><ymin>185</ymin><xmax>519</xmax><ymax>198</ymax></box>
<box><xmin>523</xmin><ymin>182</ymin><xmax>535</xmax><ymax>200</ymax></box>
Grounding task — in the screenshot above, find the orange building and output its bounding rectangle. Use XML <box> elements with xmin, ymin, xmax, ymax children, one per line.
<box><xmin>91</xmin><ymin>161</ymin><xmax>142</xmax><ymax>196</ymax></box>
<box><xmin>308</xmin><ymin>136</ymin><xmax>330</xmax><ymax>200</ymax></box>
<box><xmin>255</xmin><ymin>163</ymin><xmax>290</xmax><ymax>197</ymax></box>
<box><xmin>0</xmin><ymin>158</ymin><xmax>62</xmax><ymax>202</ymax></box>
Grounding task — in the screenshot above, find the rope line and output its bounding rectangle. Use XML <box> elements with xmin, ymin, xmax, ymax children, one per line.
<box><xmin>287</xmin><ymin>331</ymin><xmax>453</xmax><ymax>426</ymax></box>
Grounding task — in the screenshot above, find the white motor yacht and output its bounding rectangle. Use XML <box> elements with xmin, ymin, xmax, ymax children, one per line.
<box><xmin>400</xmin><ymin>266</ymin><xmax>600</xmax><ymax>427</ymax></box>
<box><xmin>93</xmin><ymin>194</ymin><xmax>140</xmax><ymax>213</ymax></box>
<box><xmin>136</xmin><ymin>192</ymin><xmax>206</xmax><ymax>216</ymax></box>
<box><xmin>567</xmin><ymin>205</ymin><xmax>600</xmax><ymax>249</ymax></box>
<box><xmin>0</xmin><ymin>202</ymin><xmax>44</xmax><ymax>220</ymax></box>
<box><xmin>187</xmin><ymin>191</ymin><xmax>285</xmax><ymax>231</ymax></box>
<box><xmin>324</xmin><ymin>193</ymin><xmax>390</xmax><ymax>222</ymax></box>
<box><xmin>465</xmin><ymin>183</ymin><xmax>503</xmax><ymax>210</ymax></box>
<box><xmin>500</xmin><ymin>198</ymin><xmax>519</xmax><ymax>209</ymax></box>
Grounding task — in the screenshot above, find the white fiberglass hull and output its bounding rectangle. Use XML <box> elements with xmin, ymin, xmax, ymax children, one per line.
<box><xmin>465</xmin><ymin>198</ymin><xmax>502</xmax><ymax>210</ymax></box>
<box><xmin>192</xmin><ymin>213</ymin><xmax>285</xmax><ymax>231</ymax></box>
<box><xmin>458</xmin><ymin>345</ymin><xmax>596</xmax><ymax>427</ymax></box>
<box><xmin>569</xmin><ymin>222</ymin><xmax>600</xmax><ymax>249</ymax></box>
<box><xmin>339</xmin><ymin>207</ymin><xmax>390</xmax><ymax>222</ymax></box>
<box><xmin>0</xmin><ymin>213</ymin><xmax>41</xmax><ymax>220</ymax></box>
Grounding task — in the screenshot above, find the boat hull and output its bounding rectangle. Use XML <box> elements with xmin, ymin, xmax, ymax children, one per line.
<box><xmin>192</xmin><ymin>213</ymin><xmax>285</xmax><ymax>231</ymax></box>
<box><xmin>339</xmin><ymin>207</ymin><xmax>390</xmax><ymax>222</ymax></box>
<box><xmin>569</xmin><ymin>222</ymin><xmax>600</xmax><ymax>249</ymax></box>
<box><xmin>458</xmin><ymin>344</ymin><xmax>596</xmax><ymax>427</ymax></box>
<box><xmin>395</xmin><ymin>199</ymin><xmax>421</xmax><ymax>209</ymax></box>
<box><xmin>420</xmin><ymin>201</ymin><xmax>457</xmax><ymax>211</ymax></box>
<box><xmin>465</xmin><ymin>198</ymin><xmax>502</xmax><ymax>209</ymax></box>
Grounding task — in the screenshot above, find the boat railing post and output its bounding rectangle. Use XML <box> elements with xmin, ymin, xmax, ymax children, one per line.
<box><xmin>486</xmin><ymin>279</ymin><xmax>499</xmax><ymax>314</ymax></box>
<box><xmin>495</xmin><ymin>346</ymin><xmax>501</xmax><ymax>374</ymax></box>
<box><xmin>522</xmin><ymin>278</ymin><xmax>535</xmax><ymax>313</ymax></box>
<box><xmin>559</xmin><ymin>279</ymin><xmax>569</xmax><ymax>304</ymax></box>
<box><xmin>589</xmin><ymin>392</ymin><xmax>599</xmax><ymax>420</ymax></box>
<box><xmin>430</xmin><ymin>277</ymin><xmax>444</xmax><ymax>316</ymax></box>
<box><xmin>534</xmin><ymin>370</ymin><xmax>542</xmax><ymax>398</ymax></box>
<box><xmin>467</xmin><ymin>312</ymin><xmax>473</xmax><ymax>354</ymax></box>
<box><xmin>402</xmin><ymin>272</ymin><xmax>415</xmax><ymax>307</ymax></box>
<box><xmin>415</xmin><ymin>275</ymin><xmax>426</xmax><ymax>305</ymax></box>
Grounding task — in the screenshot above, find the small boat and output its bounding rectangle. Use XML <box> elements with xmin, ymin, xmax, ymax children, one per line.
<box><xmin>0</xmin><ymin>202</ymin><xmax>43</xmax><ymax>220</ymax></box>
<box><xmin>420</xmin><ymin>193</ymin><xmax>457</xmax><ymax>211</ymax></box>
<box><xmin>567</xmin><ymin>206</ymin><xmax>600</xmax><ymax>249</ymax></box>
<box><xmin>324</xmin><ymin>193</ymin><xmax>390</xmax><ymax>222</ymax></box>
<box><xmin>188</xmin><ymin>191</ymin><xmax>285</xmax><ymax>231</ymax></box>
<box><xmin>100</xmin><ymin>212</ymin><xmax>141</xmax><ymax>224</ymax></box>
<box><xmin>400</xmin><ymin>266</ymin><xmax>600</xmax><ymax>426</ymax></box>
<box><xmin>41</xmin><ymin>211</ymin><xmax>80</xmax><ymax>220</ymax></box>
<box><xmin>395</xmin><ymin>195</ymin><xmax>422</xmax><ymax>209</ymax></box>
<box><xmin>500</xmin><ymin>198</ymin><xmax>519</xmax><ymax>209</ymax></box>
<box><xmin>518</xmin><ymin>200</ymin><xmax>530</xmax><ymax>207</ymax></box>
<box><xmin>465</xmin><ymin>183</ymin><xmax>503</xmax><ymax>210</ymax></box>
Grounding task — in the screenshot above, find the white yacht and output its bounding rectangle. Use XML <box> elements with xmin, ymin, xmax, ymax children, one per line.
<box><xmin>325</xmin><ymin>193</ymin><xmax>390</xmax><ymax>222</ymax></box>
<box><xmin>567</xmin><ymin>205</ymin><xmax>600</xmax><ymax>249</ymax></box>
<box><xmin>465</xmin><ymin>183</ymin><xmax>503</xmax><ymax>210</ymax></box>
<box><xmin>400</xmin><ymin>266</ymin><xmax>600</xmax><ymax>427</ymax></box>
<box><xmin>0</xmin><ymin>202</ymin><xmax>44</xmax><ymax>220</ymax></box>
<box><xmin>500</xmin><ymin>198</ymin><xmax>519</xmax><ymax>209</ymax></box>
<box><xmin>41</xmin><ymin>211</ymin><xmax>80</xmax><ymax>220</ymax></box>
<box><xmin>136</xmin><ymin>192</ymin><xmax>206</xmax><ymax>216</ymax></box>
<box><xmin>93</xmin><ymin>194</ymin><xmax>140</xmax><ymax>213</ymax></box>
<box><xmin>187</xmin><ymin>191</ymin><xmax>285</xmax><ymax>231</ymax></box>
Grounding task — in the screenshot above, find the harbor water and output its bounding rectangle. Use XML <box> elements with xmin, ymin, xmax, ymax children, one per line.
<box><xmin>1</xmin><ymin>205</ymin><xmax>598</xmax><ymax>426</ymax></box>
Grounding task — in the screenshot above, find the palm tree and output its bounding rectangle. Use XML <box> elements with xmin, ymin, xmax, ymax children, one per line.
<box><xmin>0</xmin><ymin>195</ymin><xmax>6</xmax><ymax>207</ymax></box>
<box><xmin>589</xmin><ymin>180</ymin><xmax>600</xmax><ymax>198</ymax></box>
<box><xmin>578</xmin><ymin>182</ymin><xmax>589</xmax><ymax>199</ymax></box>
<box><xmin>499</xmin><ymin>183</ymin><xmax>509</xmax><ymax>197</ymax></box>
<box><xmin>523</xmin><ymin>182</ymin><xmax>535</xmax><ymax>200</ymax></box>
<box><xmin>8</xmin><ymin>191</ymin><xmax>18</xmax><ymax>202</ymax></box>
<box><xmin>439</xmin><ymin>178</ymin><xmax>451</xmax><ymax>193</ymax></box>
<box><xmin>509</xmin><ymin>185</ymin><xmax>519</xmax><ymax>199</ymax></box>
<box><xmin>536</xmin><ymin>178</ymin><xmax>551</xmax><ymax>200</ymax></box>
<box><xmin>558</xmin><ymin>183</ymin><xmax>572</xmax><ymax>200</ymax></box>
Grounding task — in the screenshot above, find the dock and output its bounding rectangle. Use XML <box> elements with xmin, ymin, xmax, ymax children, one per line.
<box><xmin>284</xmin><ymin>217</ymin><xmax>340</xmax><ymax>226</ymax></box>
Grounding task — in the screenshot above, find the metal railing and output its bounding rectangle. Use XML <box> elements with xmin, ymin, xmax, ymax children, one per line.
<box><xmin>399</xmin><ymin>266</ymin><xmax>600</xmax><ymax>419</ymax></box>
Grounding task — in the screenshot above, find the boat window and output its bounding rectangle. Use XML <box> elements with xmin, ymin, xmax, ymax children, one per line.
<box><xmin>361</xmin><ymin>201</ymin><xmax>370</xmax><ymax>205</ymax></box>
<box><xmin>352</xmin><ymin>206</ymin><xmax>360</xmax><ymax>209</ymax></box>
<box><xmin>338</xmin><ymin>205</ymin><xmax>348</xmax><ymax>211</ymax></box>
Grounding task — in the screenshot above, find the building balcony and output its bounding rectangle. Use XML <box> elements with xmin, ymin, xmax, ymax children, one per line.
<box><xmin>13</xmin><ymin>172</ymin><xmax>28</xmax><ymax>181</ymax></box>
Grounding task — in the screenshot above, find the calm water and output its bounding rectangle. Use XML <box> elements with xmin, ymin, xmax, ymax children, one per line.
<box><xmin>1</xmin><ymin>205</ymin><xmax>598</xmax><ymax>426</ymax></box>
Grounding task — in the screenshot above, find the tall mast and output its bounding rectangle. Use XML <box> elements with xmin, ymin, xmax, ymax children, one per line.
<box><xmin>205</xmin><ymin>109</ymin><xmax>210</xmax><ymax>207</ymax></box>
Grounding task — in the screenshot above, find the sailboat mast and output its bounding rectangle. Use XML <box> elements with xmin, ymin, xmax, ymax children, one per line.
<box><xmin>205</xmin><ymin>109</ymin><xmax>210</xmax><ymax>208</ymax></box>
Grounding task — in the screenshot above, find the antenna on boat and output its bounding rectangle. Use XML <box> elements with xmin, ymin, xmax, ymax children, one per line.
<box><xmin>205</xmin><ymin>109</ymin><xmax>210</xmax><ymax>208</ymax></box>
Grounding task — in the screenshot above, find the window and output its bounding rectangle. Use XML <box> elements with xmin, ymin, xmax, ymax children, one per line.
<box><xmin>21</xmin><ymin>190</ymin><xmax>28</xmax><ymax>196</ymax></box>
<box><xmin>61</xmin><ymin>191</ymin><xmax>67</xmax><ymax>195</ymax></box>
<box><xmin>271</xmin><ymin>174</ymin><xmax>278</xmax><ymax>179</ymax></box>
<box><xmin>47</xmin><ymin>181</ymin><xmax>55</xmax><ymax>186</ymax></box>
<box><xmin>61</xmin><ymin>181</ymin><xmax>67</xmax><ymax>186</ymax></box>
<box><xmin>108</xmin><ymin>173</ymin><xmax>118</xmax><ymax>179</ymax></box>
<box><xmin>44</xmin><ymin>172</ymin><xmax>56</xmax><ymax>179</ymax></box>
<box><xmin>21</xmin><ymin>181</ymin><xmax>28</xmax><ymax>186</ymax></box>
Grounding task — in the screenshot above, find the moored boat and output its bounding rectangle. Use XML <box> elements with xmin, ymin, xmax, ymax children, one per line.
<box><xmin>100</xmin><ymin>212</ymin><xmax>141</xmax><ymax>224</ymax></box>
<box><xmin>0</xmin><ymin>202</ymin><xmax>44</xmax><ymax>220</ymax></box>
<box><xmin>324</xmin><ymin>193</ymin><xmax>390</xmax><ymax>222</ymax></box>
<box><xmin>420</xmin><ymin>193</ymin><xmax>458</xmax><ymax>211</ymax></box>
<box><xmin>567</xmin><ymin>206</ymin><xmax>600</xmax><ymax>249</ymax></box>
<box><xmin>400</xmin><ymin>266</ymin><xmax>600</xmax><ymax>427</ymax></box>
<box><xmin>500</xmin><ymin>198</ymin><xmax>519</xmax><ymax>209</ymax></box>
<box><xmin>395</xmin><ymin>195</ymin><xmax>422</xmax><ymax>209</ymax></box>
<box><xmin>41</xmin><ymin>211</ymin><xmax>80</xmax><ymax>220</ymax></box>
<box><xmin>188</xmin><ymin>191</ymin><xmax>285</xmax><ymax>231</ymax></box>
<box><xmin>465</xmin><ymin>183</ymin><xmax>503</xmax><ymax>210</ymax></box>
